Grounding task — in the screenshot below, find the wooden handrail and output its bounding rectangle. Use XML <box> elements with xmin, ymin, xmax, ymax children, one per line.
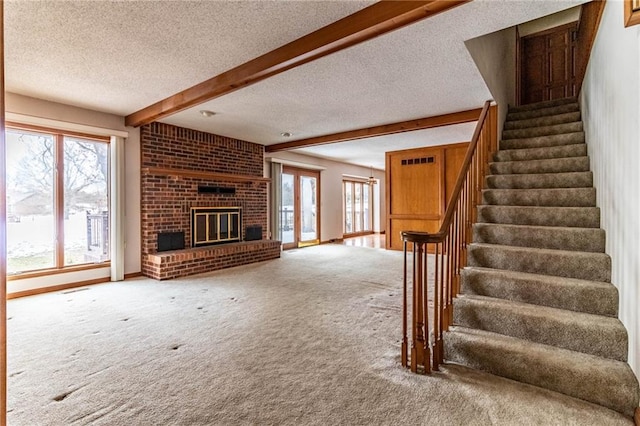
<box><xmin>402</xmin><ymin>100</ymin><xmax>492</xmax><ymax>244</ymax></box>
<box><xmin>400</xmin><ymin>100</ymin><xmax>497</xmax><ymax>374</ymax></box>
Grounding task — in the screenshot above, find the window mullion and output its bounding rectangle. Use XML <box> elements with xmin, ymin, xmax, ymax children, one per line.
<box><xmin>343</xmin><ymin>181</ymin><xmax>347</xmax><ymax>234</ymax></box>
<box><xmin>361</xmin><ymin>183</ymin><xmax>365</xmax><ymax>231</ymax></box>
<box><xmin>55</xmin><ymin>134</ymin><xmax>64</xmax><ymax>268</ymax></box>
<box><xmin>360</xmin><ymin>183</ymin><xmax>364</xmax><ymax>232</ymax></box>
<box><xmin>351</xmin><ymin>182</ymin><xmax>355</xmax><ymax>234</ymax></box>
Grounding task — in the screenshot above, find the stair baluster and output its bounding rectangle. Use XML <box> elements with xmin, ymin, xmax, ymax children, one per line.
<box><xmin>402</xmin><ymin>96</ymin><xmax>640</xmax><ymax>417</ymax></box>
<box><xmin>401</xmin><ymin>100</ymin><xmax>496</xmax><ymax>373</ymax></box>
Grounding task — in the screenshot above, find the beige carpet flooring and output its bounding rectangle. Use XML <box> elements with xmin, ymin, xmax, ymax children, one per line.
<box><xmin>7</xmin><ymin>244</ymin><xmax>633</xmax><ymax>425</ymax></box>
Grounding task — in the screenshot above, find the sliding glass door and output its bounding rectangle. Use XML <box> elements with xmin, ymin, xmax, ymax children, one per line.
<box><xmin>280</xmin><ymin>167</ymin><xmax>320</xmax><ymax>249</ymax></box>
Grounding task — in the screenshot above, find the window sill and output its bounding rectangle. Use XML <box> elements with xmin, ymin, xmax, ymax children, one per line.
<box><xmin>7</xmin><ymin>262</ymin><xmax>110</xmax><ymax>281</ymax></box>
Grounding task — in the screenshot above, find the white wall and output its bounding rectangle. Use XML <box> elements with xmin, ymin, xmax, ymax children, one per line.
<box><xmin>5</xmin><ymin>93</ymin><xmax>141</xmax><ymax>293</ymax></box>
<box><xmin>465</xmin><ymin>26</ymin><xmax>516</xmax><ymax>140</ymax></box>
<box><xmin>518</xmin><ymin>5</ymin><xmax>581</xmax><ymax>37</ymax></box>
<box><xmin>266</xmin><ymin>151</ymin><xmax>385</xmax><ymax>242</ymax></box>
<box><xmin>580</xmin><ymin>0</ymin><xmax>640</xmax><ymax>377</ymax></box>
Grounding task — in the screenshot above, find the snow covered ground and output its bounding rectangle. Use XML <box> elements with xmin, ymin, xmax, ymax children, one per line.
<box><xmin>7</xmin><ymin>212</ymin><xmax>107</xmax><ymax>273</ymax></box>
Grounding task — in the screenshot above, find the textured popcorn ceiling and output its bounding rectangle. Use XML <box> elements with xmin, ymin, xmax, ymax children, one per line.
<box><xmin>5</xmin><ymin>0</ymin><xmax>586</xmax><ymax>168</ymax></box>
<box><xmin>294</xmin><ymin>122</ymin><xmax>478</xmax><ymax>169</ymax></box>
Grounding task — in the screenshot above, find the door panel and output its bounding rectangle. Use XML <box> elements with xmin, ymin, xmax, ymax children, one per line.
<box><xmin>445</xmin><ymin>144</ymin><xmax>468</xmax><ymax>205</ymax></box>
<box><xmin>389</xmin><ymin>153</ymin><xmax>441</xmax><ymax>216</ymax></box>
<box><xmin>386</xmin><ymin>143</ymin><xmax>469</xmax><ymax>251</ymax></box>
<box><xmin>520</xmin><ymin>23</ymin><xmax>576</xmax><ymax>105</ymax></box>
<box><xmin>299</xmin><ymin>175</ymin><xmax>318</xmax><ymax>244</ymax></box>
<box><xmin>280</xmin><ymin>172</ymin><xmax>295</xmax><ymax>247</ymax></box>
<box><xmin>522</xmin><ymin>36</ymin><xmax>546</xmax><ymax>105</ymax></box>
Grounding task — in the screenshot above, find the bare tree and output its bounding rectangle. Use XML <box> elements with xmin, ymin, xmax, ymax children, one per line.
<box><xmin>12</xmin><ymin>133</ymin><xmax>108</xmax><ymax>217</ymax></box>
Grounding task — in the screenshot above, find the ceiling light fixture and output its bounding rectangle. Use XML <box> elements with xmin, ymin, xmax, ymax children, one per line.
<box><xmin>368</xmin><ymin>166</ymin><xmax>378</xmax><ymax>185</ymax></box>
<box><xmin>280</xmin><ymin>132</ymin><xmax>292</xmax><ymax>138</ymax></box>
<box><xmin>199</xmin><ymin>110</ymin><xmax>216</xmax><ymax>117</ymax></box>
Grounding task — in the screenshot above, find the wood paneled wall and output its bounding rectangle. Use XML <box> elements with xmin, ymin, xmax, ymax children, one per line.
<box><xmin>385</xmin><ymin>142</ymin><xmax>468</xmax><ymax>250</ymax></box>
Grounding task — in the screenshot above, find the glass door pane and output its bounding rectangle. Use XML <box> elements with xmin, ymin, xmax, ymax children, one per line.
<box><xmin>299</xmin><ymin>175</ymin><xmax>317</xmax><ymax>242</ymax></box>
<box><xmin>363</xmin><ymin>184</ymin><xmax>371</xmax><ymax>232</ymax></box>
<box><xmin>354</xmin><ymin>183</ymin><xmax>362</xmax><ymax>232</ymax></box>
<box><xmin>280</xmin><ymin>173</ymin><xmax>295</xmax><ymax>245</ymax></box>
<box><xmin>344</xmin><ymin>182</ymin><xmax>353</xmax><ymax>234</ymax></box>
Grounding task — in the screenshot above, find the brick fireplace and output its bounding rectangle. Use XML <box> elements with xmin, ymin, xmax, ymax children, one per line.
<box><xmin>140</xmin><ymin>122</ymin><xmax>280</xmax><ymax>280</ymax></box>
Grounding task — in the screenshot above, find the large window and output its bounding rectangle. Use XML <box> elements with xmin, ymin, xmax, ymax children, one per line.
<box><xmin>343</xmin><ymin>180</ymin><xmax>372</xmax><ymax>236</ymax></box>
<box><xmin>6</xmin><ymin>126</ymin><xmax>110</xmax><ymax>275</ymax></box>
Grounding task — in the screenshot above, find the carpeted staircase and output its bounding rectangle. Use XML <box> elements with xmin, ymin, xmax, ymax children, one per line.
<box><xmin>444</xmin><ymin>97</ymin><xmax>640</xmax><ymax>417</ymax></box>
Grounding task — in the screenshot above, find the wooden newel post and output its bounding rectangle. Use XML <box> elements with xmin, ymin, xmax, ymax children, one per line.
<box><xmin>401</xmin><ymin>240</ymin><xmax>408</xmax><ymax>368</ymax></box>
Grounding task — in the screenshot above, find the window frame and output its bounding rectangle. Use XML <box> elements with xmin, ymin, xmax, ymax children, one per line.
<box><xmin>624</xmin><ymin>0</ymin><xmax>640</xmax><ymax>27</ymax></box>
<box><xmin>5</xmin><ymin>122</ymin><xmax>111</xmax><ymax>278</ymax></box>
<box><xmin>342</xmin><ymin>179</ymin><xmax>373</xmax><ymax>237</ymax></box>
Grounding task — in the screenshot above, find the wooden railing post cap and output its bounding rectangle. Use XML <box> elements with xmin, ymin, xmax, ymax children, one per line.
<box><xmin>401</xmin><ymin>230</ymin><xmax>431</xmax><ymax>244</ymax></box>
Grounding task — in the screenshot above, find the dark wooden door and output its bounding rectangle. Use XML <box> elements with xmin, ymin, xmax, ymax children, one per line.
<box><xmin>520</xmin><ymin>23</ymin><xmax>577</xmax><ymax>105</ymax></box>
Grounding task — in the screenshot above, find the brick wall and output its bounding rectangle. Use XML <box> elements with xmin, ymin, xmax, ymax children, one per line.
<box><xmin>140</xmin><ymin>122</ymin><xmax>276</xmax><ymax>279</ymax></box>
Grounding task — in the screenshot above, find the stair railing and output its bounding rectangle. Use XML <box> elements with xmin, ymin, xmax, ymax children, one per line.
<box><xmin>401</xmin><ymin>100</ymin><xmax>497</xmax><ymax>373</ymax></box>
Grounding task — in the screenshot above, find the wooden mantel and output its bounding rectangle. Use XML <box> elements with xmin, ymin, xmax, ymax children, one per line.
<box><xmin>141</xmin><ymin>167</ymin><xmax>270</xmax><ymax>183</ymax></box>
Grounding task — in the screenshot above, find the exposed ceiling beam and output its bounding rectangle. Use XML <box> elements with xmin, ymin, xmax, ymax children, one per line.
<box><xmin>265</xmin><ymin>108</ymin><xmax>482</xmax><ymax>152</ymax></box>
<box><xmin>125</xmin><ymin>0</ymin><xmax>470</xmax><ymax>127</ymax></box>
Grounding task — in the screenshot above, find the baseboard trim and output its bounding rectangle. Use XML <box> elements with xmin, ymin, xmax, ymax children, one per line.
<box><xmin>124</xmin><ymin>272</ymin><xmax>143</xmax><ymax>279</ymax></box>
<box><xmin>321</xmin><ymin>239</ymin><xmax>344</xmax><ymax>244</ymax></box>
<box><xmin>8</xmin><ymin>277</ymin><xmax>110</xmax><ymax>299</ymax></box>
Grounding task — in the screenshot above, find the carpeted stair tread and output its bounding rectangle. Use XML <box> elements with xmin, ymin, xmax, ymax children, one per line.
<box><xmin>482</xmin><ymin>187</ymin><xmax>596</xmax><ymax>207</ymax></box>
<box><xmin>477</xmin><ymin>205</ymin><xmax>600</xmax><ymax>228</ymax></box>
<box><xmin>452</xmin><ymin>294</ymin><xmax>628</xmax><ymax>361</ymax></box>
<box><xmin>444</xmin><ymin>326</ymin><xmax>640</xmax><ymax>417</ymax></box>
<box><xmin>506</xmin><ymin>103</ymin><xmax>580</xmax><ymax>122</ymax></box>
<box><xmin>472</xmin><ymin>223</ymin><xmax>604</xmax><ymax>252</ymax></box>
<box><xmin>502</xmin><ymin>122</ymin><xmax>583</xmax><ymax>140</ymax></box>
<box><xmin>461</xmin><ymin>267</ymin><xmax>618</xmax><ymax>316</ymax></box>
<box><xmin>486</xmin><ymin>171</ymin><xmax>593</xmax><ymax>189</ymax></box>
<box><xmin>489</xmin><ymin>156</ymin><xmax>590</xmax><ymax>175</ymax></box>
<box><xmin>500</xmin><ymin>132</ymin><xmax>584</xmax><ymax>150</ymax></box>
<box><xmin>493</xmin><ymin>143</ymin><xmax>586</xmax><ymax>162</ymax></box>
<box><xmin>452</xmin><ymin>98</ymin><xmax>640</xmax><ymax>418</ymax></box>
<box><xmin>467</xmin><ymin>243</ymin><xmax>611</xmax><ymax>282</ymax></box>
<box><xmin>508</xmin><ymin>97</ymin><xmax>577</xmax><ymax>113</ymax></box>
<box><xmin>504</xmin><ymin>111</ymin><xmax>581</xmax><ymax>130</ymax></box>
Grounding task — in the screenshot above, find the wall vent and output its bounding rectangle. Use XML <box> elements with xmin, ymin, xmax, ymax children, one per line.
<box><xmin>401</xmin><ymin>156</ymin><xmax>435</xmax><ymax>166</ymax></box>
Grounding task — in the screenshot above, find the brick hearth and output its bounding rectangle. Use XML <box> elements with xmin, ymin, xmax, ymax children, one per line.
<box><xmin>144</xmin><ymin>240</ymin><xmax>281</xmax><ymax>280</ymax></box>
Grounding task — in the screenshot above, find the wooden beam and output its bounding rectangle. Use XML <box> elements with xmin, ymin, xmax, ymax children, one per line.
<box><xmin>125</xmin><ymin>0</ymin><xmax>470</xmax><ymax>127</ymax></box>
<box><xmin>575</xmin><ymin>0</ymin><xmax>606</xmax><ymax>94</ymax></box>
<box><xmin>265</xmin><ymin>108</ymin><xmax>482</xmax><ymax>152</ymax></box>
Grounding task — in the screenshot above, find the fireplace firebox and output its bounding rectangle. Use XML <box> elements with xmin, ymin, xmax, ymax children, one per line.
<box><xmin>191</xmin><ymin>207</ymin><xmax>241</xmax><ymax>247</ymax></box>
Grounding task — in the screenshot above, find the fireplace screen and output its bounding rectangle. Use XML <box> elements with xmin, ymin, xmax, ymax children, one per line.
<box><xmin>191</xmin><ymin>207</ymin><xmax>241</xmax><ymax>247</ymax></box>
